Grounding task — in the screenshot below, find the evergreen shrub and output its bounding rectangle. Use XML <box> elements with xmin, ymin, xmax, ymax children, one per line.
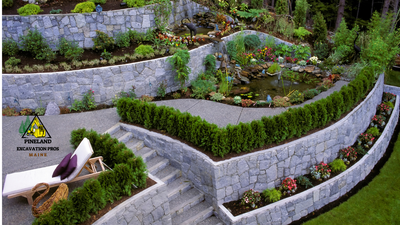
<box><xmin>275</xmin><ymin>0</ymin><xmax>288</xmax><ymax>15</ymax></box>
<box><xmin>92</xmin><ymin>30</ymin><xmax>115</xmax><ymax>51</ymax></box>
<box><xmin>2</xmin><ymin>39</ymin><xmax>19</xmax><ymax>56</ymax></box>
<box><xmin>124</xmin><ymin>0</ymin><xmax>145</xmax><ymax>7</ymax></box>
<box><xmin>244</xmin><ymin>34</ymin><xmax>261</xmax><ymax>50</ymax></box>
<box><xmin>71</xmin><ymin>1</ymin><xmax>95</xmax><ymax>13</ymax></box>
<box><xmin>17</xmin><ymin>4</ymin><xmax>42</xmax><ymax>16</ymax></box>
<box><xmin>2</xmin><ymin>0</ymin><xmax>13</xmax><ymax>8</ymax></box>
<box><xmin>293</xmin><ymin>0</ymin><xmax>309</xmax><ymax>28</ymax></box>
<box><xmin>312</xmin><ymin>11</ymin><xmax>327</xmax><ymax>43</ymax></box>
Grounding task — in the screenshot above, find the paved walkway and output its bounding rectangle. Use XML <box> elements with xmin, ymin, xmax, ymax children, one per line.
<box><xmin>1</xmin><ymin>80</ymin><xmax>348</xmax><ymax>224</ymax></box>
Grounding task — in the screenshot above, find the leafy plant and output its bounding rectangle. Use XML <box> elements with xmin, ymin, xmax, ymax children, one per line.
<box><xmin>172</xmin><ymin>92</ymin><xmax>181</xmax><ymax>99</ymax></box>
<box><xmin>234</xmin><ymin>96</ymin><xmax>242</xmax><ymax>104</ymax></box>
<box><xmin>211</xmin><ymin>93</ymin><xmax>224</xmax><ymax>101</ymax></box>
<box><xmin>140</xmin><ymin>95</ymin><xmax>154</xmax><ymax>102</ymax></box>
<box><xmin>20</xmin><ymin>27</ymin><xmax>53</xmax><ymax>61</ymax></box>
<box><xmin>17</xmin><ymin>4</ymin><xmax>42</xmax><ymax>16</ymax></box>
<box><xmin>190</xmin><ymin>79</ymin><xmax>215</xmax><ymax>99</ymax></box>
<box><xmin>244</xmin><ymin>34</ymin><xmax>261</xmax><ymax>50</ymax></box>
<box><xmin>281</xmin><ymin>177</ymin><xmax>297</xmax><ymax>194</ymax></box>
<box><xmin>89</xmin><ymin>0</ymin><xmax>106</xmax><ymax>3</ymax></box>
<box><xmin>289</xmin><ymin>90</ymin><xmax>304</xmax><ymax>104</ymax></box>
<box><xmin>2</xmin><ymin>106</ymin><xmax>19</xmax><ymax>116</ymax></box>
<box><xmin>71</xmin><ymin>89</ymin><xmax>96</xmax><ymax>112</ymax></box>
<box><xmin>203</xmin><ymin>54</ymin><xmax>216</xmax><ymax>73</ymax></box>
<box><xmin>124</xmin><ymin>0</ymin><xmax>144</xmax><ymax>8</ymax></box>
<box><xmin>241</xmin><ymin>189</ymin><xmax>261</xmax><ymax>208</ymax></box>
<box><xmin>367</xmin><ymin>127</ymin><xmax>380</xmax><ymax>137</ymax></box>
<box><xmin>275</xmin><ymin>0</ymin><xmax>288</xmax><ymax>15</ymax></box>
<box><xmin>114</xmin><ymin>32</ymin><xmax>131</xmax><ymax>48</ymax></box>
<box><xmin>167</xmin><ymin>49</ymin><xmax>191</xmax><ymax>91</ymax></box>
<box><xmin>313</xmin><ymin>41</ymin><xmax>329</xmax><ymax>60</ymax></box>
<box><xmin>216</xmin><ymin>13</ymin><xmax>226</xmax><ymax>23</ymax></box>
<box><xmin>267</xmin><ymin>63</ymin><xmax>280</xmax><ymax>74</ymax></box>
<box><xmin>157</xmin><ymin>80</ymin><xmax>167</xmax><ymax>98</ymax></box>
<box><xmin>262</xmin><ymin>188</ymin><xmax>281</xmax><ymax>203</ymax></box>
<box><xmin>2</xmin><ymin>0</ymin><xmax>13</xmax><ymax>8</ymax></box>
<box><xmin>135</xmin><ymin>45</ymin><xmax>154</xmax><ymax>56</ymax></box>
<box><xmin>293</xmin><ymin>0</ymin><xmax>310</xmax><ymax>28</ymax></box>
<box><xmin>273</xmin><ymin>96</ymin><xmax>291</xmax><ymax>107</ymax></box>
<box><xmin>50</xmin><ymin>9</ymin><xmax>62</xmax><ymax>14</ymax></box>
<box><xmin>276</xmin><ymin>17</ymin><xmax>294</xmax><ymax>40</ymax></box>
<box><xmin>303</xmin><ymin>89</ymin><xmax>320</xmax><ymax>99</ymax></box>
<box><xmin>310</xmin><ymin>161</ymin><xmax>331</xmax><ymax>180</ymax></box>
<box><xmin>241</xmin><ymin>99</ymin><xmax>254</xmax><ymax>107</ymax></box>
<box><xmin>153</xmin><ymin>0</ymin><xmax>172</xmax><ymax>33</ymax></box>
<box><xmin>2</xmin><ymin>39</ymin><xmax>19</xmax><ymax>56</ymax></box>
<box><xmin>35</xmin><ymin>107</ymin><xmax>46</xmax><ymax>116</ymax></box>
<box><xmin>339</xmin><ymin>146</ymin><xmax>357</xmax><ymax>163</ymax></box>
<box><xmin>101</xmin><ymin>49</ymin><xmax>112</xmax><ymax>60</ymax></box>
<box><xmin>329</xmin><ymin>159</ymin><xmax>347</xmax><ymax>172</ymax></box>
<box><xmin>294</xmin><ymin>27</ymin><xmax>311</xmax><ymax>41</ymax></box>
<box><xmin>71</xmin><ymin>1</ymin><xmax>95</xmax><ymax>13</ymax></box>
<box><xmin>5</xmin><ymin>57</ymin><xmax>21</xmax><ymax>66</ymax></box>
<box><xmin>92</xmin><ymin>30</ymin><xmax>115</xmax><ymax>51</ymax></box>
<box><xmin>58</xmin><ymin>38</ymin><xmax>84</xmax><ymax>61</ymax></box>
<box><xmin>20</xmin><ymin>108</ymin><xmax>32</xmax><ymax>116</ymax></box>
<box><xmin>296</xmin><ymin>175</ymin><xmax>313</xmax><ymax>189</ymax></box>
<box><xmin>331</xmin><ymin>65</ymin><xmax>345</xmax><ymax>74</ymax></box>
<box><xmin>292</xmin><ymin>45</ymin><xmax>311</xmax><ymax>60</ymax></box>
<box><xmin>264</xmin><ymin>36</ymin><xmax>276</xmax><ymax>49</ymax></box>
<box><xmin>312</xmin><ymin>11</ymin><xmax>327</xmax><ymax>43</ymax></box>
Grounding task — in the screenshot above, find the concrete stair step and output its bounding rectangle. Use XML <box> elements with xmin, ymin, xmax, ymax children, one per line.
<box><xmin>110</xmin><ymin>129</ymin><xmax>128</xmax><ymax>140</ymax></box>
<box><xmin>170</xmin><ymin>188</ymin><xmax>204</xmax><ymax>218</ymax></box>
<box><xmin>155</xmin><ymin>166</ymin><xmax>181</xmax><ymax>185</ymax></box>
<box><xmin>117</xmin><ymin>132</ymin><xmax>133</xmax><ymax>143</ymax></box>
<box><xmin>166</xmin><ymin>177</ymin><xmax>192</xmax><ymax>201</ymax></box>
<box><xmin>197</xmin><ymin>216</ymin><xmax>223</xmax><ymax>225</ymax></box>
<box><xmin>147</xmin><ymin>156</ymin><xmax>169</xmax><ymax>174</ymax></box>
<box><xmin>135</xmin><ymin>147</ymin><xmax>157</xmax><ymax>163</ymax></box>
<box><xmin>172</xmin><ymin>202</ymin><xmax>214</xmax><ymax>225</ymax></box>
<box><xmin>124</xmin><ymin>137</ymin><xmax>142</xmax><ymax>149</ymax></box>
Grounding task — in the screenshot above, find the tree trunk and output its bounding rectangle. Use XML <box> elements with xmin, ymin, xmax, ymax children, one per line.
<box><xmin>356</xmin><ymin>0</ymin><xmax>361</xmax><ymax>21</ymax></box>
<box><xmin>335</xmin><ymin>0</ymin><xmax>346</xmax><ymax>31</ymax></box>
<box><xmin>371</xmin><ymin>0</ymin><xmax>374</xmax><ymax>17</ymax></box>
<box><xmin>272</xmin><ymin>0</ymin><xmax>275</xmax><ymax>9</ymax></box>
<box><xmin>382</xmin><ymin>0</ymin><xmax>392</xmax><ymax>18</ymax></box>
<box><xmin>392</xmin><ymin>0</ymin><xmax>399</xmax><ymax>30</ymax></box>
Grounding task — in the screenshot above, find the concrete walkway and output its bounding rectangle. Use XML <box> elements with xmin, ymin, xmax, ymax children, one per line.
<box><xmin>1</xmin><ymin>80</ymin><xmax>348</xmax><ymax>224</ymax></box>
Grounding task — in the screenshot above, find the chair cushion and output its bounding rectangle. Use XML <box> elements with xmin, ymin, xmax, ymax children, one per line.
<box><xmin>60</xmin><ymin>155</ymin><xmax>77</xmax><ymax>180</ymax></box>
<box><xmin>52</xmin><ymin>153</ymin><xmax>72</xmax><ymax>177</ymax></box>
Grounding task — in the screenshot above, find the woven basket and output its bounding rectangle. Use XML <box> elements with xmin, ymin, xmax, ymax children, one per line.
<box><xmin>31</xmin><ymin>183</ymin><xmax>68</xmax><ymax>218</ymax></box>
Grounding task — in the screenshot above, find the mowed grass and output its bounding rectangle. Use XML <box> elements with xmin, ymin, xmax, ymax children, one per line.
<box><xmin>304</xmin><ymin>132</ymin><xmax>400</xmax><ymax>225</ymax></box>
<box><xmin>385</xmin><ymin>70</ymin><xmax>400</xmax><ymax>87</ymax></box>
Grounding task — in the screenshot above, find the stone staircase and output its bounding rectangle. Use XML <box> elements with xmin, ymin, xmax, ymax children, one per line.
<box><xmin>107</xmin><ymin>126</ymin><xmax>223</xmax><ymax>225</ymax></box>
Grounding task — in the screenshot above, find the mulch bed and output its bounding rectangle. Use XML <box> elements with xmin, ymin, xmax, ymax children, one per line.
<box><xmin>78</xmin><ymin>177</ymin><xmax>156</xmax><ymax>225</ymax></box>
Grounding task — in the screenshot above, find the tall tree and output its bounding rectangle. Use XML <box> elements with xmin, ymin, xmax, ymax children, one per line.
<box><xmin>335</xmin><ymin>0</ymin><xmax>346</xmax><ymax>31</ymax></box>
<box><xmin>382</xmin><ymin>0</ymin><xmax>392</xmax><ymax>18</ymax></box>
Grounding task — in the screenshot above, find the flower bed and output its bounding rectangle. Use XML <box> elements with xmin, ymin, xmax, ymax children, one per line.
<box><xmin>218</xmin><ymin>93</ymin><xmax>399</xmax><ymax>224</ymax></box>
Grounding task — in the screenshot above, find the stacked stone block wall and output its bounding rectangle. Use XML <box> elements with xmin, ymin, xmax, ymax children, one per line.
<box><xmin>217</xmin><ymin>94</ymin><xmax>399</xmax><ymax>225</ymax></box>
<box><xmin>2</xmin><ymin>0</ymin><xmax>209</xmax><ymax>49</ymax></box>
<box><xmin>92</xmin><ymin>174</ymin><xmax>172</xmax><ymax>225</ymax></box>
<box><xmin>119</xmin><ymin>74</ymin><xmax>385</xmax><ymax>209</ymax></box>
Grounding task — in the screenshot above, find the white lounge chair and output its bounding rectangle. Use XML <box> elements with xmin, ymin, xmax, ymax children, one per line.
<box><xmin>2</xmin><ymin>138</ymin><xmax>106</xmax><ymax>205</ymax></box>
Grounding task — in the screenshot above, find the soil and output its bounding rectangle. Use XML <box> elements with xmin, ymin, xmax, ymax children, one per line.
<box><xmin>223</xmin><ymin>98</ymin><xmax>397</xmax><ymax>219</ymax></box>
<box><xmin>78</xmin><ymin>177</ymin><xmax>156</xmax><ymax>225</ymax></box>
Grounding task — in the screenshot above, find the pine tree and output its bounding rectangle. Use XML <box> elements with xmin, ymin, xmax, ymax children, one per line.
<box><xmin>312</xmin><ymin>11</ymin><xmax>328</xmax><ymax>43</ymax></box>
<box><xmin>275</xmin><ymin>0</ymin><xmax>289</xmax><ymax>15</ymax></box>
<box><xmin>293</xmin><ymin>0</ymin><xmax>310</xmax><ymax>28</ymax></box>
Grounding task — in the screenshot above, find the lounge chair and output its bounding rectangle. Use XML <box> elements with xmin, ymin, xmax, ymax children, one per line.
<box><xmin>2</xmin><ymin>138</ymin><xmax>106</xmax><ymax>205</ymax></box>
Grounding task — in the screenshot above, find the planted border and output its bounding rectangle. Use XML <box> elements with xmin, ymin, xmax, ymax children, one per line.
<box><xmin>217</xmin><ymin>95</ymin><xmax>399</xmax><ymax>225</ymax></box>
<box><xmin>33</xmin><ymin>129</ymin><xmax>148</xmax><ymax>224</ymax></box>
<box><xmin>117</xmin><ymin>66</ymin><xmax>376</xmax><ymax>157</ymax></box>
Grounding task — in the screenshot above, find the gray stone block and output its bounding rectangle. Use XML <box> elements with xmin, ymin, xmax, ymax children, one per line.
<box><xmin>45</xmin><ymin>101</ymin><xmax>60</xmax><ymax>115</ymax></box>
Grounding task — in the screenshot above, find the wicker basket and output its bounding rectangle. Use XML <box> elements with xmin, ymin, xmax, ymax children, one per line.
<box><xmin>31</xmin><ymin>183</ymin><xmax>68</xmax><ymax>218</ymax></box>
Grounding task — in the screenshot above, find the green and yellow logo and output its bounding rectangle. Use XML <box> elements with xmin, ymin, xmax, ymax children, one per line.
<box><xmin>19</xmin><ymin>116</ymin><xmax>51</xmax><ymax>139</ymax></box>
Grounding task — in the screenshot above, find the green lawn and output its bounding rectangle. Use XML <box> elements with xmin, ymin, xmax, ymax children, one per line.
<box><xmin>385</xmin><ymin>70</ymin><xmax>400</xmax><ymax>87</ymax></box>
<box><xmin>304</xmin><ymin>132</ymin><xmax>400</xmax><ymax>225</ymax></box>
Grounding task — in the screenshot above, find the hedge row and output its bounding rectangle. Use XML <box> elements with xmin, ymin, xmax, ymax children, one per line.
<box><xmin>117</xmin><ymin>67</ymin><xmax>376</xmax><ymax>158</ymax></box>
<box><xmin>33</xmin><ymin>129</ymin><xmax>147</xmax><ymax>224</ymax></box>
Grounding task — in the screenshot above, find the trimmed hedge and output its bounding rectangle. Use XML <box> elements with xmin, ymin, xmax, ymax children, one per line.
<box><xmin>33</xmin><ymin>129</ymin><xmax>147</xmax><ymax>224</ymax></box>
<box><xmin>116</xmin><ymin>67</ymin><xmax>377</xmax><ymax>158</ymax></box>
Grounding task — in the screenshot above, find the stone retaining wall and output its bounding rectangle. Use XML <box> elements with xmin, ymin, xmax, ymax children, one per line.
<box><xmin>2</xmin><ymin>0</ymin><xmax>209</xmax><ymax>49</ymax></box>
<box><xmin>384</xmin><ymin>84</ymin><xmax>400</xmax><ymax>97</ymax></box>
<box><xmin>92</xmin><ymin>174</ymin><xmax>171</xmax><ymax>225</ymax></box>
<box><xmin>119</xmin><ymin>74</ymin><xmax>384</xmax><ymax>208</ymax></box>
<box><xmin>217</xmin><ymin>94</ymin><xmax>399</xmax><ymax>225</ymax></box>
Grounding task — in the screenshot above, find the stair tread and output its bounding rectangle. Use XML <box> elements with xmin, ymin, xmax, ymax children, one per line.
<box><xmin>166</xmin><ymin>177</ymin><xmax>192</xmax><ymax>193</ymax></box>
<box><xmin>111</xmin><ymin>129</ymin><xmax>127</xmax><ymax>139</ymax></box>
<box><xmin>197</xmin><ymin>216</ymin><xmax>223</xmax><ymax>225</ymax></box>
<box><xmin>155</xmin><ymin>165</ymin><xmax>180</xmax><ymax>180</ymax></box>
<box><xmin>146</xmin><ymin>156</ymin><xmax>166</xmax><ymax>168</ymax></box>
<box><xmin>125</xmin><ymin>137</ymin><xmax>141</xmax><ymax>148</ymax></box>
<box><xmin>135</xmin><ymin>147</ymin><xmax>153</xmax><ymax>156</ymax></box>
<box><xmin>147</xmin><ymin>156</ymin><xmax>169</xmax><ymax>174</ymax></box>
<box><xmin>170</xmin><ymin>188</ymin><xmax>203</xmax><ymax>210</ymax></box>
<box><xmin>172</xmin><ymin>203</ymin><xmax>213</xmax><ymax>225</ymax></box>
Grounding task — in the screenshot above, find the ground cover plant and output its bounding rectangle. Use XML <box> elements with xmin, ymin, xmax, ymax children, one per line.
<box><xmin>33</xmin><ymin>128</ymin><xmax>148</xmax><ymax>224</ymax></box>
<box><xmin>223</xmin><ymin>91</ymin><xmax>396</xmax><ymax>216</ymax></box>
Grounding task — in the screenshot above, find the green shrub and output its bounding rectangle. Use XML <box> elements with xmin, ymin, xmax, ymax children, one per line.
<box><xmin>58</xmin><ymin>37</ymin><xmax>84</xmax><ymax>61</ymax></box>
<box><xmin>211</xmin><ymin>93</ymin><xmax>224</xmax><ymax>101</ymax></box>
<box><xmin>204</xmin><ymin>54</ymin><xmax>216</xmax><ymax>72</ymax></box>
<box><xmin>92</xmin><ymin>30</ymin><xmax>115</xmax><ymax>51</ymax></box>
<box><xmin>384</xmin><ymin>101</ymin><xmax>394</xmax><ymax>109</ymax></box>
<box><xmin>2</xmin><ymin>0</ymin><xmax>13</xmax><ymax>8</ymax></box>
<box><xmin>17</xmin><ymin>4</ymin><xmax>42</xmax><ymax>16</ymax></box>
<box><xmin>367</xmin><ymin>127</ymin><xmax>380</xmax><ymax>137</ymax></box>
<box><xmin>313</xmin><ymin>41</ymin><xmax>329</xmax><ymax>60</ymax></box>
<box><xmin>167</xmin><ymin>49</ymin><xmax>191</xmax><ymax>91</ymax></box>
<box><xmin>124</xmin><ymin>0</ymin><xmax>144</xmax><ymax>8</ymax></box>
<box><xmin>244</xmin><ymin>34</ymin><xmax>261</xmax><ymax>50</ymax></box>
<box><xmin>83</xmin><ymin>179</ymin><xmax>106</xmax><ymax>213</ymax></box>
<box><xmin>274</xmin><ymin>114</ymin><xmax>289</xmax><ymax>143</ymax></box>
<box><xmin>71</xmin><ymin>1</ymin><xmax>95</xmax><ymax>13</ymax></box>
<box><xmin>2</xmin><ymin>39</ymin><xmax>19</xmax><ymax>56</ymax></box>
<box><xmin>312</xmin><ymin>11</ymin><xmax>327</xmax><ymax>43</ymax></box>
<box><xmin>32</xmin><ymin>199</ymin><xmax>75</xmax><ymax>225</ymax></box>
<box><xmin>303</xmin><ymin>89</ymin><xmax>320</xmax><ymax>99</ymax></box>
<box><xmin>267</xmin><ymin>62</ymin><xmax>280</xmax><ymax>74</ymax></box>
<box><xmin>5</xmin><ymin>57</ymin><xmax>21</xmax><ymax>66</ymax></box>
<box><xmin>293</xmin><ymin>0</ymin><xmax>309</xmax><ymax>28</ymax></box>
<box><xmin>289</xmin><ymin>90</ymin><xmax>304</xmax><ymax>104</ymax></box>
<box><xmin>115</xmin><ymin>31</ymin><xmax>131</xmax><ymax>48</ymax></box>
<box><xmin>36</xmin><ymin>46</ymin><xmax>57</xmax><ymax>62</ymax></box>
<box><xmin>89</xmin><ymin>0</ymin><xmax>106</xmax><ymax>3</ymax></box>
<box><xmin>251</xmin><ymin>0</ymin><xmax>262</xmax><ymax>9</ymax></box>
<box><xmin>50</xmin><ymin>9</ymin><xmax>62</xmax><ymax>14</ymax></box>
<box><xmin>329</xmin><ymin>159</ymin><xmax>347</xmax><ymax>173</ymax></box>
<box><xmin>70</xmin><ymin>186</ymin><xmax>91</xmax><ymax>223</ymax></box>
<box><xmin>296</xmin><ymin>175</ymin><xmax>313</xmax><ymax>189</ymax></box>
<box><xmin>135</xmin><ymin>44</ymin><xmax>154</xmax><ymax>56</ymax></box>
<box><xmin>262</xmin><ymin>188</ymin><xmax>282</xmax><ymax>202</ymax></box>
<box><xmin>294</xmin><ymin>27</ymin><xmax>311</xmax><ymax>41</ymax></box>
<box><xmin>275</xmin><ymin>0</ymin><xmax>288</xmax><ymax>15</ymax></box>
<box><xmin>19</xmin><ymin>27</ymin><xmax>48</xmax><ymax>57</ymax></box>
<box><xmin>101</xmin><ymin>49</ymin><xmax>112</xmax><ymax>60</ymax></box>
<box><xmin>190</xmin><ymin>79</ymin><xmax>216</xmax><ymax>99</ymax></box>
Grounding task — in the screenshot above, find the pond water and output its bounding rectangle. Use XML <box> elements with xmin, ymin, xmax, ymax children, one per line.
<box><xmin>230</xmin><ymin>75</ymin><xmax>318</xmax><ymax>101</ymax></box>
<box><xmin>174</xmin><ymin>27</ymin><xmax>214</xmax><ymax>37</ymax></box>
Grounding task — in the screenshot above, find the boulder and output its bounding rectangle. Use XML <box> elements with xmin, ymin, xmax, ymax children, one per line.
<box><xmin>304</xmin><ymin>65</ymin><xmax>315</xmax><ymax>73</ymax></box>
<box><xmin>299</xmin><ymin>68</ymin><xmax>305</xmax><ymax>73</ymax></box>
<box><xmin>266</xmin><ymin>62</ymin><xmax>273</xmax><ymax>67</ymax></box>
<box><xmin>45</xmin><ymin>102</ymin><xmax>60</xmax><ymax>116</ymax></box>
<box><xmin>240</xmin><ymin>70</ymin><xmax>250</xmax><ymax>77</ymax></box>
<box><xmin>292</xmin><ymin>66</ymin><xmax>300</xmax><ymax>72</ymax></box>
<box><xmin>312</xmin><ymin>69</ymin><xmax>321</xmax><ymax>74</ymax></box>
<box><xmin>240</xmin><ymin>76</ymin><xmax>250</xmax><ymax>84</ymax></box>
